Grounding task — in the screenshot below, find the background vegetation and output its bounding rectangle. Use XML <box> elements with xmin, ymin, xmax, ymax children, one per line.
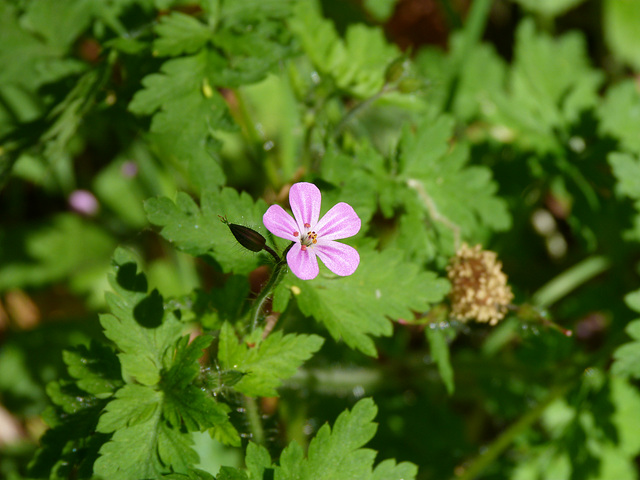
<box><xmin>2</xmin><ymin>0</ymin><xmax>640</xmax><ymax>479</ymax></box>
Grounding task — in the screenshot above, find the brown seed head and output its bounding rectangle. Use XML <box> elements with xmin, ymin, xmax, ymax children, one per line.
<box><xmin>447</xmin><ymin>244</ymin><xmax>513</xmax><ymax>325</ymax></box>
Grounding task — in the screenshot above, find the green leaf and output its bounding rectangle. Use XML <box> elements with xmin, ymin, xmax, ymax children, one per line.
<box><xmin>399</xmin><ymin>116</ymin><xmax>511</xmax><ymax>239</ymax></box>
<box><xmin>20</xmin><ymin>0</ymin><xmax>96</xmax><ymax>53</ymax></box>
<box><xmin>0</xmin><ymin>213</ymin><xmax>115</xmax><ymax>292</ymax></box>
<box><xmin>162</xmin><ymin>335</ymin><xmax>228</xmax><ymax>431</ymax></box>
<box><xmin>289</xmin><ymin>1</ymin><xmax>399</xmax><ymax>98</ymax></box>
<box><xmin>95</xmin><ymin>411</ymin><xmax>198</xmax><ymax>478</ymax></box>
<box><xmin>372</xmin><ymin>459</ymin><xmax>419</xmax><ymax>480</ymax></box>
<box><xmin>28</xmin><ymin>403</ymin><xmax>107</xmax><ymax>478</ymax></box>
<box><xmin>275</xmin><ymin>398</ymin><xmax>417</xmax><ymax>480</ymax></box>
<box><xmin>287</xmin><ymin>247</ymin><xmax>449</xmax><ymax>356</ymax></box>
<box><xmin>609</xmin><ymin>152</ymin><xmax>640</xmax><ymax>200</ymax></box>
<box><xmin>218</xmin><ymin>322</ymin><xmax>324</xmax><ymax>397</ymax></box>
<box><xmin>599</xmin><ymin>81</ymin><xmax>640</xmax><ymax>155</ymax></box>
<box><xmin>145</xmin><ymin>187</ymin><xmax>270</xmax><ymax>274</ymax></box>
<box><xmin>129</xmin><ymin>50</ymin><xmax>234</xmax><ymax>168</ymax></box>
<box><xmin>97</xmin><ymin>384</ymin><xmax>162</xmax><ymax>433</ymax></box>
<box><xmin>425</xmin><ymin>327</ymin><xmax>455</xmax><ymax>395</ymax></box>
<box><xmin>485</xmin><ymin>19</ymin><xmax>603</xmax><ymax>153</ymax></box>
<box><xmin>62</xmin><ymin>341</ymin><xmax>122</xmax><ymax>397</ymax></box>
<box><xmin>154</xmin><ymin>11</ymin><xmax>212</xmax><ymax>56</ymax></box>
<box><xmin>511</xmin><ymin>0</ymin><xmax>585</xmax><ymax>17</ymax></box>
<box><xmin>363</xmin><ymin>0</ymin><xmax>398</xmax><ymax>22</ymax></box>
<box><xmin>95</xmin><ymin>383</ymin><xmax>203</xmax><ymax>478</ymax></box>
<box><xmin>245</xmin><ymin>442</ymin><xmax>273</xmax><ymax>479</ymax></box>
<box><xmin>217</xmin><ymin>467</ymin><xmax>249</xmax><ymax>480</ymax></box>
<box><xmin>603</xmin><ymin>0</ymin><xmax>640</xmax><ymax>71</ymax></box>
<box><xmin>100</xmin><ymin>247</ymin><xmax>183</xmax><ymax>385</ymax></box>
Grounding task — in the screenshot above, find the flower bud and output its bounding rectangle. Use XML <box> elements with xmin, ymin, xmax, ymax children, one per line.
<box><xmin>221</xmin><ymin>217</ymin><xmax>267</xmax><ymax>252</ymax></box>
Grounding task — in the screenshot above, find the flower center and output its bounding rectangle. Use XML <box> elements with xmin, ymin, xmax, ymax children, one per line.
<box><xmin>293</xmin><ymin>224</ymin><xmax>318</xmax><ymax>251</ymax></box>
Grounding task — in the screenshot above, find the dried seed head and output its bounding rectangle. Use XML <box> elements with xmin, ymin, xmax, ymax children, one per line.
<box><xmin>447</xmin><ymin>243</ymin><xmax>513</xmax><ymax>325</ymax></box>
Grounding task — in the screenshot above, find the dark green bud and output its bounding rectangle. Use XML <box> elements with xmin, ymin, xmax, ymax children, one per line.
<box><xmin>228</xmin><ymin>223</ymin><xmax>266</xmax><ymax>252</ymax></box>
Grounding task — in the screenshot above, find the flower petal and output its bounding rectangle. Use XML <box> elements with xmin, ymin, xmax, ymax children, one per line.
<box><xmin>287</xmin><ymin>243</ymin><xmax>319</xmax><ymax>280</ymax></box>
<box><xmin>314</xmin><ymin>202</ymin><xmax>361</xmax><ymax>241</ymax></box>
<box><xmin>289</xmin><ymin>182</ymin><xmax>321</xmax><ymax>231</ymax></box>
<box><xmin>315</xmin><ymin>240</ymin><xmax>360</xmax><ymax>276</ymax></box>
<box><xmin>263</xmin><ymin>205</ymin><xmax>299</xmax><ymax>241</ymax></box>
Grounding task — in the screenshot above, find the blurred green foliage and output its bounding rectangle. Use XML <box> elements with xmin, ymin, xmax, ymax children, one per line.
<box><xmin>2</xmin><ymin>0</ymin><xmax>640</xmax><ymax>479</ymax></box>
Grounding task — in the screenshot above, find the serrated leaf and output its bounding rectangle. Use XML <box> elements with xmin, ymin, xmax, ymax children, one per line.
<box><xmin>154</xmin><ymin>11</ymin><xmax>212</xmax><ymax>56</ymax></box>
<box><xmin>485</xmin><ymin>19</ymin><xmax>603</xmax><ymax>153</ymax></box>
<box><xmin>95</xmin><ymin>412</ymin><xmax>197</xmax><ymax>478</ymax></box>
<box><xmin>285</xmin><ymin>247</ymin><xmax>449</xmax><ymax>356</ymax></box>
<box><xmin>46</xmin><ymin>380</ymin><xmax>100</xmax><ymax>415</ymax></box>
<box><xmin>145</xmin><ymin>187</ymin><xmax>270</xmax><ymax>274</ymax></box>
<box><xmin>399</xmin><ymin>115</ymin><xmax>511</xmax><ymax>236</ymax></box>
<box><xmin>128</xmin><ymin>50</ymin><xmax>234</xmax><ymax>164</ymax></box>
<box><xmin>245</xmin><ymin>442</ymin><xmax>273</xmax><ymax>479</ymax></box>
<box><xmin>609</xmin><ymin>152</ymin><xmax>640</xmax><ymax>200</ymax></box>
<box><xmin>603</xmin><ymin>0</ymin><xmax>640</xmax><ymax>71</ymax></box>
<box><xmin>29</xmin><ymin>402</ymin><xmax>107</xmax><ymax>478</ymax></box>
<box><xmin>95</xmin><ymin>384</ymin><xmax>203</xmax><ymax>478</ymax></box>
<box><xmin>425</xmin><ymin>327</ymin><xmax>455</xmax><ymax>395</ymax></box>
<box><xmin>217</xmin><ymin>467</ymin><xmax>249</xmax><ymax>480</ymax></box>
<box><xmin>100</xmin><ymin>248</ymin><xmax>183</xmax><ymax>385</ymax></box>
<box><xmin>96</xmin><ymin>384</ymin><xmax>162</xmax><ymax>433</ymax></box>
<box><xmin>62</xmin><ymin>341</ymin><xmax>122</xmax><ymax>397</ymax></box>
<box><xmin>372</xmin><ymin>459</ymin><xmax>419</xmax><ymax>480</ymax></box>
<box><xmin>275</xmin><ymin>398</ymin><xmax>416</xmax><ymax>480</ymax></box>
<box><xmin>218</xmin><ymin>322</ymin><xmax>323</xmax><ymax>397</ymax></box>
<box><xmin>289</xmin><ymin>1</ymin><xmax>398</xmax><ymax>98</ymax></box>
<box><xmin>599</xmin><ymin>81</ymin><xmax>640</xmax><ymax>155</ymax></box>
<box><xmin>162</xmin><ymin>335</ymin><xmax>228</xmax><ymax>431</ymax></box>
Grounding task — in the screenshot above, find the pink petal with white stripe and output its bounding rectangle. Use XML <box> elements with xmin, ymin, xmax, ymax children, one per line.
<box><xmin>289</xmin><ymin>182</ymin><xmax>321</xmax><ymax>232</ymax></box>
<box><xmin>263</xmin><ymin>205</ymin><xmax>299</xmax><ymax>241</ymax></box>
<box><xmin>315</xmin><ymin>240</ymin><xmax>360</xmax><ymax>276</ymax></box>
<box><xmin>287</xmin><ymin>242</ymin><xmax>320</xmax><ymax>280</ymax></box>
<box><xmin>314</xmin><ymin>202</ymin><xmax>361</xmax><ymax>241</ymax></box>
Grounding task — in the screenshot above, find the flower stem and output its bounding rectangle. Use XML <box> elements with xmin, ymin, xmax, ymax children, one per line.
<box><xmin>452</xmin><ymin>382</ymin><xmax>572</xmax><ymax>480</ymax></box>
<box><xmin>531</xmin><ymin>256</ymin><xmax>610</xmax><ymax>308</ymax></box>
<box><xmin>333</xmin><ymin>85</ymin><xmax>392</xmax><ymax>137</ymax></box>
<box><xmin>244</xmin><ymin>395</ymin><xmax>265</xmax><ymax>445</ymax></box>
<box><xmin>250</xmin><ymin>248</ymin><xmax>290</xmax><ymax>331</ymax></box>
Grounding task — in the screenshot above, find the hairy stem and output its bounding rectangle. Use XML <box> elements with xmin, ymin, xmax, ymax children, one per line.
<box><xmin>250</xmin><ymin>249</ymin><xmax>290</xmax><ymax>331</ymax></box>
<box><xmin>244</xmin><ymin>396</ymin><xmax>265</xmax><ymax>445</ymax></box>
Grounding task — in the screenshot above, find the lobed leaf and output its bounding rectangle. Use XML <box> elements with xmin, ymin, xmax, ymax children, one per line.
<box><xmin>218</xmin><ymin>322</ymin><xmax>324</xmax><ymax>397</ymax></box>
<box><xmin>285</xmin><ymin>246</ymin><xmax>449</xmax><ymax>356</ymax></box>
<box><xmin>145</xmin><ymin>187</ymin><xmax>270</xmax><ymax>274</ymax></box>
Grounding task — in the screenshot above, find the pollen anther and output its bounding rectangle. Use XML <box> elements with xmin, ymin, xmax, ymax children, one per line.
<box><xmin>304</xmin><ymin>223</ymin><xmax>311</xmax><ymax>228</ymax></box>
<box><xmin>293</xmin><ymin>231</ymin><xmax>299</xmax><ymax>237</ymax></box>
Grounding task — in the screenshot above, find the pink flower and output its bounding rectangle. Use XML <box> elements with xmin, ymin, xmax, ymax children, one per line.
<box><xmin>263</xmin><ymin>182</ymin><xmax>361</xmax><ymax>280</ymax></box>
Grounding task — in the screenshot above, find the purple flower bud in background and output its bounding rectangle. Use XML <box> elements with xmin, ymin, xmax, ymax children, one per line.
<box><xmin>121</xmin><ymin>161</ymin><xmax>138</xmax><ymax>178</ymax></box>
<box><xmin>69</xmin><ymin>189</ymin><xmax>99</xmax><ymax>216</ymax></box>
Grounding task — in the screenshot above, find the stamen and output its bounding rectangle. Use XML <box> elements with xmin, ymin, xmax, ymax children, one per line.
<box><xmin>293</xmin><ymin>231</ymin><xmax>299</xmax><ymax>237</ymax></box>
<box><xmin>304</xmin><ymin>223</ymin><xmax>311</xmax><ymax>228</ymax></box>
<box><xmin>301</xmin><ymin>244</ymin><xmax>307</xmax><ymax>251</ymax></box>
